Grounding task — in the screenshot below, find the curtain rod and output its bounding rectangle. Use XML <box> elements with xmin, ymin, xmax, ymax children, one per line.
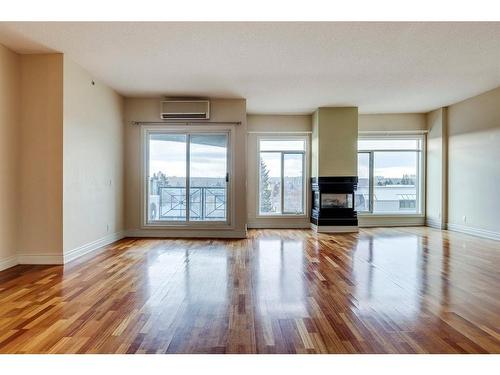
<box><xmin>131</xmin><ymin>121</ymin><xmax>242</xmax><ymax>126</ymax></box>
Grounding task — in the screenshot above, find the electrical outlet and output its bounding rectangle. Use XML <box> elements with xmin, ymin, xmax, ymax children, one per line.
<box><xmin>462</xmin><ymin>215</ymin><xmax>467</xmax><ymax>223</ymax></box>
<box><xmin>106</xmin><ymin>224</ymin><xmax>110</xmax><ymax>233</ymax></box>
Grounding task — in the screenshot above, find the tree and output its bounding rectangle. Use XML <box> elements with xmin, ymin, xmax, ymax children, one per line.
<box><xmin>260</xmin><ymin>159</ymin><xmax>273</xmax><ymax>212</ymax></box>
<box><xmin>401</xmin><ymin>173</ymin><xmax>410</xmax><ymax>185</ymax></box>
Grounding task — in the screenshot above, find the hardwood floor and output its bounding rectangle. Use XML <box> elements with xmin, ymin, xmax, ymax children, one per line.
<box><xmin>0</xmin><ymin>227</ymin><xmax>499</xmax><ymax>354</ymax></box>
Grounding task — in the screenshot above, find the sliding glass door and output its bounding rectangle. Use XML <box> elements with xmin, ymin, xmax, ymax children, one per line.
<box><xmin>146</xmin><ymin>132</ymin><xmax>229</xmax><ymax>224</ymax></box>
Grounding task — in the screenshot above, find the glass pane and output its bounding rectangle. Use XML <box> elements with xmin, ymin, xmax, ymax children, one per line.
<box><xmin>189</xmin><ymin>134</ymin><xmax>228</xmax><ymax>221</ymax></box>
<box><xmin>260</xmin><ymin>140</ymin><xmax>305</xmax><ymax>152</ymax></box>
<box><xmin>148</xmin><ymin>133</ymin><xmax>187</xmax><ymax>221</ymax></box>
<box><xmin>283</xmin><ymin>153</ymin><xmax>304</xmax><ymax>214</ymax></box>
<box><xmin>358</xmin><ymin>138</ymin><xmax>421</xmax><ymax>151</ymax></box>
<box><xmin>260</xmin><ymin>152</ymin><xmax>281</xmax><ymax>215</ymax></box>
<box><xmin>356</xmin><ymin>153</ymin><xmax>370</xmax><ymax>212</ymax></box>
<box><xmin>373</xmin><ymin>151</ymin><xmax>419</xmax><ymax>214</ymax></box>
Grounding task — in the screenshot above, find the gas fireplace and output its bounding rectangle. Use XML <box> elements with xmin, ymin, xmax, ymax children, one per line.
<box><xmin>311</xmin><ymin>176</ymin><xmax>358</xmax><ymax>230</ymax></box>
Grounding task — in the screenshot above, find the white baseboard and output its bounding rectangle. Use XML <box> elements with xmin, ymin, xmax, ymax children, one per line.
<box><xmin>127</xmin><ymin>229</ymin><xmax>247</xmax><ymax>239</ymax></box>
<box><xmin>0</xmin><ymin>255</ymin><xmax>18</xmax><ymax>272</ymax></box>
<box><xmin>446</xmin><ymin>223</ymin><xmax>500</xmax><ymax>242</ymax></box>
<box><xmin>17</xmin><ymin>253</ymin><xmax>63</xmax><ymax>265</ymax></box>
<box><xmin>1</xmin><ymin>251</ymin><xmax>64</xmax><ymax>270</ymax></box>
<box><xmin>311</xmin><ymin>224</ymin><xmax>359</xmax><ymax>233</ymax></box>
<box><xmin>247</xmin><ymin>222</ymin><xmax>310</xmax><ymax>229</ymax></box>
<box><xmin>64</xmin><ymin>230</ymin><xmax>126</xmax><ymax>264</ymax></box>
<box><xmin>426</xmin><ymin>218</ymin><xmax>447</xmax><ymax>230</ymax></box>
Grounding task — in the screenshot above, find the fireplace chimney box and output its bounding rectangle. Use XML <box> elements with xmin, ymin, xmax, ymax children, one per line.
<box><xmin>311</xmin><ymin>107</ymin><xmax>359</xmax><ymax>233</ymax></box>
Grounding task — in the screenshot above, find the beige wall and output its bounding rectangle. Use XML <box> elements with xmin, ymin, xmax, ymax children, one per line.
<box><xmin>247</xmin><ymin>114</ymin><xmax>312</xmax><ymax>132</ymax></box>
<box><xmin>0</xmin><ymin>44</ymin><xmax>20</xmax><ymax>268</ymax></box>
<box><xmin>247</xmin><ymin>115</ymin><xmax>311</xmax><ymax>228</ymax></box>
<box><xmin>313</xmin><ymin>107</ymin><xmax>358</xmax><ymax>177</ymax></box>
<box><xmin>124</xmin><ymin>98</ymin><xmax>247</xmax><ymax>237</ymax></box>
<box><xmin>447</xmin><ymin>86</ymin><xmax>500</xmax><ymax>234</ymax></box>
<box><xmin>63</xmin><ymin>58</ymin><xmax>125</xmax><ymax>255</ymax></box>
<box><xmin>18</xmin><ymin>54</ymin><xmax>64</xmax><ymax>262</ymax></box>
<box><xmin>359</xmin><ymin>113</ymin><xmax>426</xmax><ymax>132</ymax></box>
<box><xmin>426</xmin><ymin>108</ymin><xmax>447</xmax><ymax>228</ymax></box>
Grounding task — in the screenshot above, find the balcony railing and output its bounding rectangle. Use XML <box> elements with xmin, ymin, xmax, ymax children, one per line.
<box><xmin>154</xmin><ymin>186</ymin><xmax>226</xmax><ymax>221</ymax></box>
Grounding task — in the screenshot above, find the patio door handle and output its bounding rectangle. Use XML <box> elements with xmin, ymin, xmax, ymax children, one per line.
<box><xmin>225</xmin><ymin>173</ymin><xmax>229</xmax><ymax>183</ymax></box>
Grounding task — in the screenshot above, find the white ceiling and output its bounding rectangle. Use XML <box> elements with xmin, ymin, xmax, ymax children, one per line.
<box><xmin>1</xmin><ymin>22</ymin><xmax>499</xmax><ymax>114</ymax></box>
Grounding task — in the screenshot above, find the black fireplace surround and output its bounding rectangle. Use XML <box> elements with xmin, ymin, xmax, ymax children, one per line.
<box><xmin>310</xmin><ymin>176</ymin><xmax>358</xmax><ymax>227</ymax></box>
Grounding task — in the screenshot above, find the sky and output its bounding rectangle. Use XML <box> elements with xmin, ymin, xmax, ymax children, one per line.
<box><xmin>149</xmin><ymin>137</ymin><xmax>419</xmax><ymax>181</ymax></box>
<box><xmin>358</xmin><ymin>139</ymin><xmax>421</xmax><ymax>178</ymax></box>
<box><xmin>260</xmin><ymin>152</ymin><xmax>303</xmax><ymax>178</ymax></box>
<box><xmin>150</xmin><ymin>139</ymin><xmax>226</xmax><ymax>178</ymax></box>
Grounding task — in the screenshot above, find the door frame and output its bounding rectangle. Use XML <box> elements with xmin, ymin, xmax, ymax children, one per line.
<box><xmin>141</xmin><ymin>125</ymin><xmax>234</xmax><ymax>229</ymax></box>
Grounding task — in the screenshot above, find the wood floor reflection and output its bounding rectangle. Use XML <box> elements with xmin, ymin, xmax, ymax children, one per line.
<box><xmin>0</xmin><ymin>227</ymin><xmax>499</xmax><ymax>353</ymax></box>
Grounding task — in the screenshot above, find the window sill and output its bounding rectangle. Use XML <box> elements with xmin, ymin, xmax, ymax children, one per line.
<box><xmin>143</xmin><ymin>222</ymin><xmax>232</xmax><ymax>230</ymax></box>
<box><xmin>256</xmin><ymin>214</ymin><xmax>307</xmax><ymax>219</ymax></box>
<box><xmin>357</xmin><ymin>213</ymin><xmax>424</xmax><ymax>218</ymax></box>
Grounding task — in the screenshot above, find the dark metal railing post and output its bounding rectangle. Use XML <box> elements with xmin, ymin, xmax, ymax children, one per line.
<box><xmin>201</xmin><ymin>187</ymin><xmax>205</xmax><ymax>220</ymax></box>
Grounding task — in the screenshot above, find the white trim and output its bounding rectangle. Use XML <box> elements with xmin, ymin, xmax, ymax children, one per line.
<box><xmin>311</xmin><ymin>224</ymin><xmax>359</xmax><ymax>233</ymax></box>
<box><xmin>256</xmin><ymin>134</ymin><xmax>310</xmax><ymax>218</ymax></box>
<box><xmin>17</xmin><ymin>253</ymin><xmax>63</xmax><ymax>265</ymax></box>
<box><xmin>447</xmin><ymin>223</ymin><xmax>500</xmax><ymax>242</ymax></box>
<box><xmin>247</xmin><ymin>222</ymin><xmax>310</xmax><ymax>229</ymax></box>
<box><xmin>359</xmin><ymin>130</ymin><xmax>428</xmax><ymax>135</ymax></box>
<box><xmin>0</xmin><ymin>255</ymin><xmax>18</xmax><ymax>272</ymax></box>
<box><xmin>357</xmin><ymin>133</ymin><xmax>426</xmax><ymax>217</ymax></box>
<box><xmin>127</xmin><ymin>229</ymin><xmax>247</xmax><ymax>239</ymax></box>
<box><xmin>141</xmin><ymin>125</ymin><xmax>235</xmax><ymax>230</ymax></box>
<box><xmin>426</xmin><ymin>218</ymin><xmax>447</xmax><ymax>230</ymax></box>
<box><xmin>248</xmin><ymin>131</ymin><xmax>312</xmax><ymax>134</ymax></box>
<box><xmin>64</xmin><ymin>231</ymin><xmax>126</xmax><ymax>264</ymax></box>
<box><xmin>357</xmin><ymin>214</ymin><xmax>425</xmax><ymax>217</ymax></box>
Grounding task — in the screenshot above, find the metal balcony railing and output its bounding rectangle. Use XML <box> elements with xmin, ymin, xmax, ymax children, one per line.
<box><xmin>158</xmin><ymin>186</ymin><xmax>226</xmax><ymax>221</ymax></box>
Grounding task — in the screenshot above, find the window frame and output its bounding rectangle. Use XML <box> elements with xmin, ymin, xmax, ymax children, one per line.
<box><xmin>256</xmin><ymin>135</ymin><xmax>309</xmax><ymax>218</ymax></box>
<box><xmin>141</xmin><ymin>125</ymin><xmax>234</xmax><ymax>229</ymax></box>
<box><xmin>357</xmin><ymin>133</ymin><xmax>426</xmax><ymax>217</ymax></box>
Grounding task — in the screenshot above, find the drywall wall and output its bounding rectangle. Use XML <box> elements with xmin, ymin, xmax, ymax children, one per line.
<box><xmin>359</xmin><ymin>113</ymin><xmax>426</xmax><ymax>132</ymax></box>
<box><xmin>426</xmin><ymin>108</ymin><xmax>447</xmax><ymax>228</ymax></box>
<box><xmin>247</xmin><ymin>115</ymin><xmax>311</xmax><ymax>228</ymax></box>
<box><xmin>18</xmin><ymin>54</ymin><xmax>64</xmax><ymax>263</ymax></box>
<box><xmin>63</xmin><ymin>58</ymin><xmax>125</xmax><ymax>258</ymax></box>
<box><xmin>313</xmin><ymin>107</ymin><xmax>358</xmax><ymax>177</ymax></box>
<box><xmin>447</xmin><ymin>86</ymin><xmax>500</xmax><ymax>236</ymax></box>
<box><xmin>124</xmin><ymin>98</ymin><xmax>247</xmax><ymax>238</ymax></box>
<box><xmin>0</xmin><ymin>44</ymin><xmax>20</xmax><ymax>270</ymax></box>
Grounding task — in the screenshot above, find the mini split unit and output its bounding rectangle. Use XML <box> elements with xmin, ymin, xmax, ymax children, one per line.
<box><xmin>160</xmin><ymin>99</ymin><xmax>210</xmax><ymax>120</ymax></box>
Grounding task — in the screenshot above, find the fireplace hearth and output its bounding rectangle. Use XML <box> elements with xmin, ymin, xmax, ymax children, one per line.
<box><xmin>311</xmin><ymin>176</ymin><xmax>358</xmax><ymax>231</ymax></box>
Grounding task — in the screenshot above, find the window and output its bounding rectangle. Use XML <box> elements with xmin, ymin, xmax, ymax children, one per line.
<box><xmin>356</xmin><ymin>135</ymin><xmax>424</xmax><ymax>215</ymax></box>
<box><xmin>258</xmin><ymin>137</ymin><xmax>306</xmax><ymax>215</ymax></box>
<box><xmin>146</xmin><ymin>131</ymin><xmax>229</xmax><ymax>224</ymax></box>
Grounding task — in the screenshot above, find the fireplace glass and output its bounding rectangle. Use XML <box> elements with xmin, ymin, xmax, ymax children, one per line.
<box><xmin>321</xmin><ymin>193</ymin><xmax>353</xmax><ymax>209</ymax></box>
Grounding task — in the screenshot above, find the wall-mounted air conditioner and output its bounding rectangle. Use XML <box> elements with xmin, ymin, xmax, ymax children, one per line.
<box><xmin>160</xmin><ymin>100</ymin><xmax>210</xmax><ymax>120</ymax></box>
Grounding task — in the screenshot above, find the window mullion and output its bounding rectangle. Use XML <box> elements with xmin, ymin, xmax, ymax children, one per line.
<box><xmin>186</xmin><ymin>133</ymin><xmax>191</xmax><ymax>222</ymax></box>
<box><xmin>280</xmin><ymin>152</ymin><xmax>285</xmax><ymax>214</ymax></box>
<box><xmin>369</xmin><ymin>151</ymin><xmax>374</xmax><ymax>213</ymax></box>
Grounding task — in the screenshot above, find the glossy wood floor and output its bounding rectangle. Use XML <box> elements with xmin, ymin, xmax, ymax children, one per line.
<box><xmin>0</xmin><ymin>227</ymin><xmax>499</xmax><ymax>354</ymax></box>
